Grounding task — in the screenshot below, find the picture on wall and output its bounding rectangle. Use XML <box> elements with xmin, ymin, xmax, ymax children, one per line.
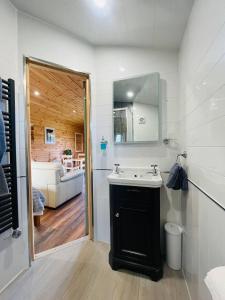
<box><xmin>45</xmin><ymin>127</ymin><xmax>56</xmax><ymax>144</ymax></box>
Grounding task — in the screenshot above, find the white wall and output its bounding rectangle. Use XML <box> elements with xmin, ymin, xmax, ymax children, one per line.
<box><xmin>93</xmin><ymin>47</ymin><xmax>180</xmax><ymax>242</ymax></box>
<box><xmin>0</xmin><ymin>0</ymin><xmax>29</xmax><ymax>292</ymax></box>
<box><xmin>17</xmin><ymin>10</ymin><xmax>95</xmax><ymax>182</ymax></box>
<box><xmin>179</xmin><ymin>0</ymin><xmax>225</xmax><ymax>298</ymax></box>
<box><xmin>0</xmin><ymin>9</ymin><xmax>95</xmax><ymax>292</ymax></box>
<box><xmin>18</xmin><ymin>12</ymin><xmax>95</xmax><ymax>76</ymax></box>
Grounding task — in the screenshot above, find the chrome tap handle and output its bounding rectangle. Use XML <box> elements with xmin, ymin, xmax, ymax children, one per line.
<box><xmin>114</xmin><ymin>163</ymin><xmax>120</xmax><ymax>174</ymax></box>
<box><xmin>151</xmin><ymin>164</ymin><xmax>158</xmax><ymax>175</ymax></box>
<box><xmin>151</xmin><ymin>164</ymin><xmax>158</xmax><ymax>168</ymax></box>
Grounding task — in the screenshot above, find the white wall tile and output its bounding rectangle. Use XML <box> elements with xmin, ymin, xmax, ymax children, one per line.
<box><xmin>93</xmin><ymin>47</ymin><xmax>180</xmax><ymax>242</ymax></box>
<box><xmin>179</xmin><ymin>0</ymin><xmax>225</xmax><ymax>298</ymax></box>
<box><xmin>93</xmin><ymin>170</ymin><xmax>111</xmax><ymax>243</ymax></box>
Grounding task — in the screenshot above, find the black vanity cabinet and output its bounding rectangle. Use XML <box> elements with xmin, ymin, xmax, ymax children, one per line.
<box><xmin>109</xmin><ymin>184</ymin><xmax>162</xmax><ymax>281</ymax></box>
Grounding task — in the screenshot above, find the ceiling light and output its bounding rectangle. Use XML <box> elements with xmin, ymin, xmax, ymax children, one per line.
<box><xmin>119</xmin><ymin>66</ymin><xmax>125</xmax><ymax>72</ymax></box>
<box><xmin>127</xmin><ymin>91</ymin><xmax>134</xmax><ymax>99</ymax></box>
<box><xmin>73</xmin><ymin>110</ymin><xmax>76</xmax><ymax>113</ymax></box>
<box><xmin>94</xmin><ymin>0</ymin><xmax>106</xmax><ymax>8</ymax></box>
<box><xmin>34</xmin><ymin>90</ymin><xmax>40</xmax><ymax>96</ymax></box>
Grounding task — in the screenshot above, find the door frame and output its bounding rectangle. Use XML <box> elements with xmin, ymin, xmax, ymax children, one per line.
<box><xmin>24</xmin><ymin>57</ymin><xmax>93</xmax><ymax>261</ymax></box>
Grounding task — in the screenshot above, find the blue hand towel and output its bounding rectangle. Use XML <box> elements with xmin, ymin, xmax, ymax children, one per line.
<box><xmin>167</xmin><ymin>163</ymin><xmax>188</xmax><ymax>191</ymax></box>
<box><xmin>180</xmin><ymin>167</ymin><xmax>188</xmax><ymax>191</ymax></box>
<box><xmin>166</xmin><ymin>163</ymin><xmax>180</xmax><ymax>189</ymax></box>
<box><xmin>0</xmin><ymin>109</ymin><xmax>6</xmax><ymax>163</ymax></box>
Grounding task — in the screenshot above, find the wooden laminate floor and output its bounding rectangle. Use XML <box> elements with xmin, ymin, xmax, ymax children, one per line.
<box><xmin>34</xmin><ymin>192</ymin><xmax>86</xmax><ymax>254</ymax></box>
<box><xmin>1</xmin><ymin>240</ymin><xmax>190</xmax><ymax>300</ymax></box>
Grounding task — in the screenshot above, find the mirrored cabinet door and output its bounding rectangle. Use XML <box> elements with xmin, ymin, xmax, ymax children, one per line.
<box><xmin>113</xmin><ymin>73</ymin><xmax>161</xmax><ymax>144</ymax></box>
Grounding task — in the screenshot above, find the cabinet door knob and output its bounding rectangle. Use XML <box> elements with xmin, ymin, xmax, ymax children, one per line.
<box><xmin>115</xmin><ymin>212</ymin><xmax>119</xmax><ymax>218</ymax></box>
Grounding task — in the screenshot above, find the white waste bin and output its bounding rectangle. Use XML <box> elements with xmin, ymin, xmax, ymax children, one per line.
<box><xmin>164</xmin><ymin>223</ymin><xmax>183</xmax><ymax>270</ymax></box>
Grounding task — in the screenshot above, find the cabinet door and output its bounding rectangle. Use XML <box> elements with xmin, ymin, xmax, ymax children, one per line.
<box><xmin>110</xmin><ymin>185</ymin><xmax>160</xmax><ymax>265</ymax></box>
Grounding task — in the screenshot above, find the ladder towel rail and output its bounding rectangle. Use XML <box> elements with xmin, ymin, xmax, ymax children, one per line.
<box><xmin>0</xmin><ymin>78</ymin><xmax>20</xmax><ymax>236</ymax></box>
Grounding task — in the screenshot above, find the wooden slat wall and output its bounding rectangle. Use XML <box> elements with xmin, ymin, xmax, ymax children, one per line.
<box><xmin>29</xmin><ymin>62</ymin><xmax>85</xmax><ymax>162</ymax></box>
<box><xmin>30</xmin><ymin>109</ymin><xmax>84</xmax><ymax>162</ymax></box>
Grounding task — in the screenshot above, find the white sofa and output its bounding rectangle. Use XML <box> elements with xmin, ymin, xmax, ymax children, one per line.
<box><xmin>31</xmin><ymin>161</ymin><xmax>84</xmax><ymax>208</ymax></box>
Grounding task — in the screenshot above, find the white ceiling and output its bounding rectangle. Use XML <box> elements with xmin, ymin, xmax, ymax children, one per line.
<box><xmin>10</xmin><ymin>0</ymin><xmax>194</xmax><ymax>49</ymax></box>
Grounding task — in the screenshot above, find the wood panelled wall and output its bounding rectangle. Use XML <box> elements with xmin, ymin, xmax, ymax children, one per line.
<box><xmin>30</xmin><ymin>107</ymin><xmax>84</xmax><ymax>162</ymax></box>
<box><xmin>29</xmin><ymin>63</ymin><xmax>86</xmax><ymax>162</ymax></box>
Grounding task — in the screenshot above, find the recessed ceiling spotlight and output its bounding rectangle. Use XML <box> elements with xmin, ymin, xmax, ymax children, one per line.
<box><xmin>94</xmin><ymin>0</ymin><xmax>106</xmax><ymax>8</ymax></box>
<box><xmin>33</xmin><ymin>90</ymin><xmax>40</xmax><ymax>96</ymax></box>
<box><xmin>127</xmin><ymin>91</ymin><xmax>134</xmax><ymax>99</ymax></box>
<box><xmin>73</xmin><ymin>110</ymin><xmax>76</xmax><ymax>113</ymax></box>
<box><xmin>119</xmin><ymin>66</ymin><xmax>125</xmax><ymax>72</ymax></box>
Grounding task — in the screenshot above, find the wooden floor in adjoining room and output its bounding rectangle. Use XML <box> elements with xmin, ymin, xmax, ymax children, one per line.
<box><xmin>1</xmin><ymin>240</ymin><xmax>189</xmax><ymax>300</ymax></box>
<box><xmin>34</xmin><ymin>192</ymin><xmax>86</xmax><ymax>254</ymax></box>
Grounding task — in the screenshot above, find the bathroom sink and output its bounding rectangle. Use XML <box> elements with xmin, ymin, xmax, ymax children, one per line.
<box><xmin>107</xmin><ymin>167</ymin><xmax>163</xmax><ymax>188</ymax></box>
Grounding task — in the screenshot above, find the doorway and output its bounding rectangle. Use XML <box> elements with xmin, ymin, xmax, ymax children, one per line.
<box><xmin>25</xmin><ymin>58</ymin><xmax>93</xmax><ymax>259</ymax></box>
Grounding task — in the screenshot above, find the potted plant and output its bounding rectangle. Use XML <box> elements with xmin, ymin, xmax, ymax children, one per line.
<box><xmin>63</xmin><ymin>149</ymin><xmax>72</xmax><ymax>156</ymax></box>
<box><xmin>62</xmin><ymin>149</ymin><xmax>73</xmax><ymax>160</ymax></box>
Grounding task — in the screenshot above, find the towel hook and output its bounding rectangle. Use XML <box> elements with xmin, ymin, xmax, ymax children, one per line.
<box><xmin>176</xmin><ymin>151</ymin><xmax>187</xmax><ymax>162</ymax></box>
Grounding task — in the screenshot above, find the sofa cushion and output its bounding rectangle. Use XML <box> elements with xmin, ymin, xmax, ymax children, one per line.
<box><xmin>60</xmin><ymin>169</ymin><xmax>84</xmax><ymax>182</ymax></box>
<box><xmin>53</xmin><ymin>161</ymin><xmax>65</xmax><ymax>176</ymax></box>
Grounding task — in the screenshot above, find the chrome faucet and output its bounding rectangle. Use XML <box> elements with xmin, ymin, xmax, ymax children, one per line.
<box><xmin>151</xmin><ymin>164</ymin><xmax>158</xmax><ymax>176</ymax></box>
<box><xmin>114</xmin><ymin>163</ymin><xmax>120</xmax><ymax>174</ymax></box>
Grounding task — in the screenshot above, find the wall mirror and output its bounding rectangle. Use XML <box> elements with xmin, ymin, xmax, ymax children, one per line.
<box><xmin>113</xmin><ymin>72</ymin><xmax>161</xmax><ymax>144</ymax></box>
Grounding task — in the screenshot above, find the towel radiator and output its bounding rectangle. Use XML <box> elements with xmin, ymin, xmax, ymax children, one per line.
<box><xmin>0</xmin><ymin>78</ymin><xmax>20</xmax><ymax>237</ymax></box>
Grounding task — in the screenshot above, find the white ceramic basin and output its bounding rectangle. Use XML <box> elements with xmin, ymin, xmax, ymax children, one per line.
<box><xmin>107</xmin><ymin>167</ymin><xmax>163</xmax><ymax>188</ymax></box>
